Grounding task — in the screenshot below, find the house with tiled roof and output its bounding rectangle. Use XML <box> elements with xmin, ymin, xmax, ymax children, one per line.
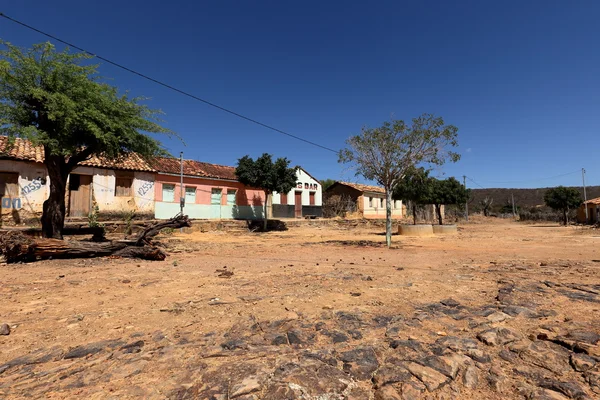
<box><xmin>0</xmin><ymin>137</ymin><xmax>157</xmax><ymax>223</ymax></box>
<box><xmin>148</xmin><ymin>156</ymin><xmax>266</xmax><ymax>220</ymax></box>
<box><xmin>324</xmin><ymin>181</ymin><xmax>404</xmax><ymax>219</ymax></box>
<box><xmin>577</xmin><ymin>197</ymin><xmax>600</xmax><ymax>224</ymax></box>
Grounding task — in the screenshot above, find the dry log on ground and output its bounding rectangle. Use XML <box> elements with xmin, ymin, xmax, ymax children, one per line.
<box><xmin>0</xmin><ymin>214</ymin><xmax>189</xmax><ymax>263</ymax></box>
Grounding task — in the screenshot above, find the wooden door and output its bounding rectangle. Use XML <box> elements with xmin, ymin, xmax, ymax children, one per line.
<box><xmin>68</xmin><ymin>174</ymin><xmax>92</xmax><ymax>217</ymax></box>
<box><xmin>0</xmin><ymin>172</ymin><xmax>19</xmax><ymax>222</ymax></box>
<box><xmin>294</xmin><ymin>191</ymin><xmax>302</xmax><ymax>218</ymax></box>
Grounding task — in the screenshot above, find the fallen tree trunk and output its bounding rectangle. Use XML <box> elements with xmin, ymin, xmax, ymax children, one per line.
<box><xmin>0</xmin><ymin>214</ymin><xmax>190</xmax><ymax>263</ymax></box>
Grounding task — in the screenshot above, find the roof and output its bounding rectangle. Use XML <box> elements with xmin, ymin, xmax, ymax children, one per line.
<box><xmin>584</xmin><ymin>197</ymin><xmax>600</xmax><ymax>205</ymax></box>
<box><xmin>0</xmin><ymin>136</ymin><xmax>153</xmax><ymax>171</ymax></box>
<box><xmin>0</xmin><ymin>136</ymin><xmax>44</xmax><ymax>163</ymax></box>
<box><xmin>332</xmin><ymin>181</ymin><xmax>385</xmax><ymax>194</ymax></box>
<box><xmin>149</xmin><ymin>157</ymin><xmax>237</xmax><ymax>181</ymax></box>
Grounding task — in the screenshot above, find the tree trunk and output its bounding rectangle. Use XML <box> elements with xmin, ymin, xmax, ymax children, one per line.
<box><xmin>385</xmin><ymin>187</ymin><xmax>392</xmax><ymax>248</ymax></box>
<box><xmin>41</xmin><ymin>154</ymin><xmax>70</xmax><ymax>239</ymax></box>
<box><xmin>563</xmin><ymin>208</ymin><xmax>568</xmax><ymax>226</ymax></box>
<box><xmin>436</xmin><ymin>204</ymin><xmax>443</xmax><ymax>225</ymax></box>
<box><xmin>263</xmin><ymin>191</ymin><xmax>270</xmax><ymax>231</ymax></box>
<box><xmin>413</xmin><ymin>202</ymin><xmax>417</xmax><ymax>225</ymax></box>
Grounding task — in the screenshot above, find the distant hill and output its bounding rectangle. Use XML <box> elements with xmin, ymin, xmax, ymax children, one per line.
<box><xmin>469</xmin><ymin>186</ymin><xmax>600</xmax><ymax>212</ymax></box>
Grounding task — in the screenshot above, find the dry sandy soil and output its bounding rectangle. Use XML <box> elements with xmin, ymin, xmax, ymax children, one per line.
<box><xmin>1</xmin><ymin>218</ymin><xmax>599</xmax><ymax>399</ymax></box>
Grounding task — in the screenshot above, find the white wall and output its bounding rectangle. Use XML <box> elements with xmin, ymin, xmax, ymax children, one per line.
<box><xmin>72</xmin><ymin>166</ymin><xmax>155</xmax><ymax>213</ymax></box>
<box><xmin>272</xmin><ymin>168</ymin><xmax>322</xmax><ymax>206</ymax></box>
<box><xmin>0</xmin><ymin>160</ymin><xmax>49</xmax><ymax>213</ymax></box>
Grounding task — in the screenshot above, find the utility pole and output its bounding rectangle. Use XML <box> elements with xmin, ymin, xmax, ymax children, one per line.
<box><xmin>511</xmin><ymin>193</ymin><xmax>516</xmax><ymax>218</ymax></box>
<box><xmin>582</xmin><ymin>168</ymin><xmax>588</xmax><ymax>222</ymax></box>
<box><xmin>180</xmin><ymin>151</ymin><xmax>184</xmax><ymax>215</ymax></box>
<box><xmin>463</xmin><ymin>175</ymin><xmax>468</xmax><ymax>222</ymax></box>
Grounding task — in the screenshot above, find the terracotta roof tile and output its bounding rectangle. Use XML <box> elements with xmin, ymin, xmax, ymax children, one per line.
<box><xmin>149</xmin><ymin>157</ymin><xmax>237</xmax><ymax>181</ymax></box>
<box><xmin>0</xmin><ymin>136</ymin><xmax>44</xmax><ymax>163</ymax></box>
<box><xmin>584</xmin><ymin>197</ymin><xmax>600</xmax><ymax>205</ymax></box>
<box><xmin>80</xmin><ymin>153</ymin><xmax>155</xmax><ymax>172</ymax></box>
<box><xmin>335</xmin><ymin>181</ymin><xmax>385</xmax><ymax>194</ymax></box>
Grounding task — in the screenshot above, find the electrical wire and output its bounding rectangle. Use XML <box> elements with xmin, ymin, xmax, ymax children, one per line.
<box><xmin>0</xmin><ymin>12</ymin><xmax>339</xmax><ymax>154</ymax></box>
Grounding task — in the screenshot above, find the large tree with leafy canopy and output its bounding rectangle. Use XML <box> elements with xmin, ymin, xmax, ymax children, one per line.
<box><xmin>543</xmin><ymin>186</ymin><xmax>582</xmax><ymax>225</ymax></box>
<box><xmin>426</xmin><ymin>177</ymin><xmax>470</xmax><ymax>225</ymax></box>
<box><xmin>0</xmin><ymin>42</ymin><xmax>172</xmax><ymax>239</ymax></box>
<box><xmin>340</xmin><ymin>114</ymin><xmax>460</xmax><ymax>247</ymax></box>
<box><xmin>393</xmin><ymin>166</ymin><xmax>433</xmax><ymax>225</ymax></box>
<box><xmin>235</xmin><ymin>153</ymin><xmax>298</xmax><ymax>231</ymax></box>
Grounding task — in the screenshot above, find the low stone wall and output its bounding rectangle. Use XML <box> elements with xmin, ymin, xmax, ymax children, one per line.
<box><xmin>432</xmin><ymin>224</ymin><xmax>458</xmax><ymax>235</ymax></box>
<box><xmin>398</xmin><ymin>224</ymin><xmax>434</xmax><ymax>236</ymax></box>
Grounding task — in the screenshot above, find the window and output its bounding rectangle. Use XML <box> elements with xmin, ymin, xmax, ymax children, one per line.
<box><xmin>280</xmin><ymin>193</ymin><xmax>288</xmax><ymax>205</ymax></box>
<box><xmin>115</xmin><ymin>172</ymin><xmax>133</xmax><ymax>197</ymax></box>
<box><xmin>185</xmin><ymin>187</ymin><xmax>196</xmax><ymax>204</ymax></box>
<box><xmin>162</xmin><ymin>184</ymin><xmax>175</xmax><ymax>202</ymax></box>
<box><xmin>309</xmin><ymin>192</ymin><xmax>315</xmax><ymax>205</ymax></box>
<box><xmin>211</xmin><ymin>188</ymin><xmax>222</xmax><ymax>205</ymax></box>
<box><xmin>227</xmin><ymin>189</ymin><xmax>236</xmax><ymax>205</ymax></box>
<box><xmin>395</xmin><ymin>200</ymin><xmax>401</xmax><ymax>209</ymax></box>
<box><xmin>0</xmin><ymin>172</ymin><xmax>19</xmax><ymax>197</ymax></box>
<box><xmin>368</xmin><ymin>197</ymin><xmax>373</xmax><ymax>208</ymax></box>
<box><xmin>69</xmin><ymin>174</ymin><xmax>81</xmax><ymax>191</ymax></box>
<box><xmin>380</xmin><ymin>198</ymin><xmax>384</xmax><ymax>208</ymax></box>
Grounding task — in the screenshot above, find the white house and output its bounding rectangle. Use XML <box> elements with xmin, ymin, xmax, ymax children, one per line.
<box><xmin>271</xmin><ymin>167</ymin><xmax>322</xmax><ymax>218</ymax></box>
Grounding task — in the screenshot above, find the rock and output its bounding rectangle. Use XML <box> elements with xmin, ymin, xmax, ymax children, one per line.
<box><xmin>348</xmin><ymin>330</ymin><xmax>363</xmax><ymax>340</ymax></box>
<box><xmin>565</xmin><ymin>330</ymin><xmax>600</xmax><ymax>345</ymax></box>
<box><xmin>221</xmin><ymin>339</ymin><xmax>247</xmax><ymax>350</ymax></box>
<box><xmin>436</xmin><ymin>336</ymin><xmax>479</xmax><ymax>352</ymax></box>
<box><xmin>286</xmin><ymin>330</ymin><xmax>303</xmax><ymax>345</ymax></box>
<box><xmin>422</xmin><ymin>353</ymin><xmax>469</xmax><ymax>379</ymax></box>
<box><xmin>331</xmin><ymin>331</ymin><xmax>349</xmax><ymax>344</ymax></box>
<box><xmin>63</xmin><ymin>339</ymin><xmax>124</xmax><ymax>359</ymax></box>
<box><xmin>374</xmin><ymin>385</ymin><xmax>402</xmax><ymax>400</ymax></box>
<box><xmin>436</xmin><ymin>331</ymin><xmax>447</xmax><ymax>336</ymax></box>
<box><xmin>0</xmin><ymin>323</ymin><xmax>10</xmax><ymax>336</ymax></box>
<box><xmin>347</xmin><ymin>386</ymin><xmax>375</xmax><ymax>400</ymax></box>
<box><xmin>486</xmin><ymin>311</ymin><xmax>511</xmax><ymax>323</ymax></box>
<box><xmin>477</xmin><ymin>327</ymin><xmax>522</xmax><ymax>346</ymax></box>
<box><xmin>440</xmin><ymin>298</ymin><xmax>460</xmax><ymax>308</ymax></box>
<box><xmin>570</xmin><ymin>353</ymin><xmax>596</xmax><ymax>372</ymax></box>
<box><xmin>465</xmin><ymin>348</ymin><xmax>491</xmax><ymax>363</ymax></box>
<box><xmin>302</xmin><ymin>350</ymin><xmax>338</xmax><ymax>367</ymax></box>
<box><xmin>531</xmin><ymin>389</ymin><xmax>571</xmax><ymax>400</ymax></box>
<box><xmin>119</xmin><ymin>340</ymin><xmax>144</xmax><ymax>354</ymax></box>
<box><xmin>373</xmin><ymin>365</ymin><xmax>412</xmax><ymax>386</ymax></box>
<box><xmin>400</xmin><ymin>382</ymin><xmax>425</xmax><ymax>400</ymax></box>
<box><xmin>539</xmin><ymin>380</ymin><xmax>589</xmax><ymax>399</ymax></box>
<box><xmin>230</xmin><ymin>377</ymin><xmax>261</xmax><ymax>398</ymax></box>
<box><xmin>404</xmin><ymin>361</ymin><xmax>450</xmax><ymax>392</ymax></box>
<box><xmin>487</xmin><ymin>368</ymin><xmax>508</xmax><ymax>393</ymax></box>
<box><xmin>340</xmin><ymin>347</ymin><xmax>379</xmax><ymax>380</ymax></box>
<box><xmin>271</xmin><ymin>334</ymin><xmax>289</xmax><ymax>346</ymax></box>
<box><xmin>512</xmin><ymin>341</ymin><xmax>571</xmax><ymax>374</ymax></box>
<box><xmin>462</xmin><ymin>365</ymin><xmax>478</xmax><ymax>388</ymax></box>
<box><xmin>503</xmin><ymin>305</ymin><xmax>540</xmax><ymax>318</ymax></box>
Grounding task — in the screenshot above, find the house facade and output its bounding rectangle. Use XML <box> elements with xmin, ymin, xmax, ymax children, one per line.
<box><xmin>577</xmin><ymin>197</ymin><xmax>600</xmax><ymax>224</ymax></box>
<box><xmin>0</xmin><ymin>137</ymin><xmax>155</xmax><ymax>224</ymax></box>
<box><xmin>324</xmin><ymin>181</ymin><xmax>404</xmax><ymax>219</ymax></box>
<box><xmin>272</xmin><ymin>167</ymin><xmax>323</xmax><ymax>218</ymax></box>
<box><xmin>151</xmin><ymin>157</ymin><xmax>265</xmax><ymax>220</ymax></box>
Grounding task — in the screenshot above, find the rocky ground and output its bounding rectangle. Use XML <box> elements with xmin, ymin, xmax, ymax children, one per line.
<box><xmin>1</xmin><ymin>219</ymin><xmax>599</xmax><ymax>399</ymax></box>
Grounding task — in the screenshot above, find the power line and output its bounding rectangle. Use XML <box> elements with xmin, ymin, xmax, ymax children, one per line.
<box><xmin>466</xmin><ymin>177</ymin><xmax>486</xmax><ymax>189</ymax></box>
<box><xmin>0</xmin><ymin>12</ymin><xmax>339</xmax><ymax>154</ymax></box>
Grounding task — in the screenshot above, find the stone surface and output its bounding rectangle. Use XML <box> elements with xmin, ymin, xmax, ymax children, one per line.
<box><xmin>421</xmin><ymin>353</ymin><xmax>469</xmax><ymax>379</ymax></box>
<box><xmin>0</xmin><ymin>323</ymin><xmax>10</xmax><ymax>336</ymax></box>
<box><xmin>570</xmin><ymin>353</ymin><xmax>596</xmax><ymax>372</ymax></box>
<box><xmin>374</xmin><ymin>385</ymin><xmax>402</xmax><ymax>400</ymax></box>
<box><xmin>404</xmin><ymin>361</ymin><xmax>450</xmax><ymax>392</ymax></box>
<box><xmin>477</xmin><ymin>327</ymin><xmax>522</xmax><ymax>346</ymax></box>
<box><xmin>486</xmin><ymin>311</ymin><xmax>511</xmax><ymax>323</ymax></box>
<box><xmin>340</xmin><ymin>347</ymin><xmax>379</xmax><ymax>380</ymax></box>
<box><xmin>230</xmin><ymin>377</ymin><xmax>261</xmax><ymax>398</ymax></box>
<box><xmin>462</xmin><ymin>365</ymin><xmax>479</xmax><ymax>389</ymax></box>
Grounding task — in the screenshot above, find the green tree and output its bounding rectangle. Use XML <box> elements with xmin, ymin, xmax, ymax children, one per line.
<box><xmin>320</xmin><ymin>178</ymin><xmax>336</xmax><ymax>191</ymax></box>
<box><xmin>543</xmin><ymin>186</ymin><xmax>582</xmax><ymax>225</ymax></box>
<box><xmin>235</xmin><ymin>153</ymin><xmax>298</xmax><ymax>231</ymax></box>
<box><xmin>393</xmin><ymin>167</ymin><xmax>432</xmax><ymax>225</ymax></box>
<box><xmin>427</xmin><ymin>177</ymin><xmax>470</xmax><ymax>225</ymax></box>
<box><xmin>0</xmin><ymin>42</ymin><xmax>171</xmax><ymax>239</ymax></box>
<box><xmin>340</xmin><ymin>114</ymin><xmax>459</xmax><ymax>247</ymax></box>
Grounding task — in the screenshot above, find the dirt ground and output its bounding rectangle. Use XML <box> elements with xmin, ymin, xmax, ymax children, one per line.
<box><xmin>1</xmin><ymin>218</ymin><xmax>599</xmax><ymax>399</ymax></box>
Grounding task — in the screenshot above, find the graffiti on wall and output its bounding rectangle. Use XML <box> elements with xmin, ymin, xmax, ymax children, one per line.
<box><xmin>138</xmin><ymin>181</ymin><xmax>154</xmax><ymax>197</ymax></box>
<box><xmin>1</xmin><ymin>198</ymin><xmax>21</xmax><ymax>209</ymax></box>
<box><xmin>21</xmin><ymin>177</ymin><xmax>45</xmax><ymax>195</ymax></box>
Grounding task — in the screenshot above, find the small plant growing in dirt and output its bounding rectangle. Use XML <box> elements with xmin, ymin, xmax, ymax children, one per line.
<box><xmin>172</xmin><ymin>260</ymin><xmax>178</xmax><ymax>267</ymax></box>
<box><xmin>87</xmin><ymin>204</ymin><xmax>102</xmax><ymax>228</ymax></box>
<box><xmin>123</xmin><ymin>210</ymin><xmax>136</xmax><ymax>235</ymax></box>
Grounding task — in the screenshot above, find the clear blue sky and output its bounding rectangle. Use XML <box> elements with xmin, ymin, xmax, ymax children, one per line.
<box><xmin>2</xmin><ymin>1</ymin><xmax>599</xmax><ymax>189</ymax></box>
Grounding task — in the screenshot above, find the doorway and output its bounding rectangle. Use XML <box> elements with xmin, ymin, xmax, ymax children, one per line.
<box><xmin>68</xmin><ymin>174</ymin><xmax>92</xmax><ymax>217</ymax></box>
<box><xmin>294</xmin><ymin>191</ymin><xmax>302</xmax><ymax>218</ymax></box>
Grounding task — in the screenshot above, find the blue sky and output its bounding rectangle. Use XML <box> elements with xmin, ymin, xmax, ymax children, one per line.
<box><xmin>2</xmin><ymin>1</ymin><xmax>599</xmax><ymax>189</ymax></box>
